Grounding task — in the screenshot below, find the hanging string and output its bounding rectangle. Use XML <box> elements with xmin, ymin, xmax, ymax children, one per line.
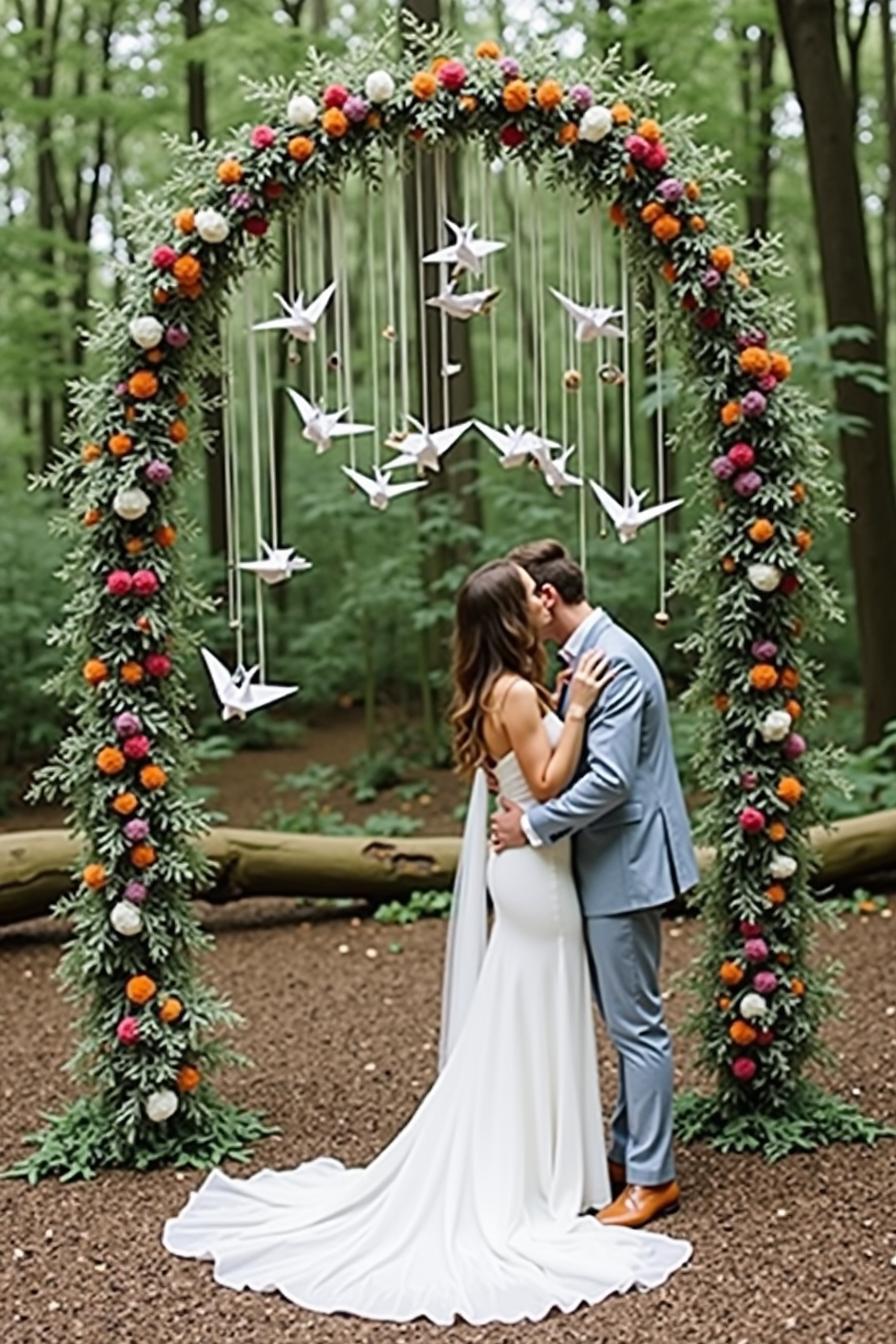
<box><xmin>435</xmin><ymin>146</ymin><xmax>450</xmax><ymax>427</ymax></box>
<box><xmin>484</xmin><ymin>154</ymin><xmax>499</xmax><ymax>424</ymax></box>
<box><xmin>572</xmin><ymin>201</ymin><xmax>585</xmax><ymax>549</ymax></box>
<box><xmin>366</xmin><ymin>182</ymin><xmax>381</xmax><ymax>465</ymax></box>
<box><xmin>535</xmin><ymin>173</ymin><xmax>548</xmax><ymax>442</ymax></box>
<box><xmin>294</xmin><ymin>206</ymin><xmax>316</xmax><ymax>405</ymax></box>
<box><xmin>593</xmin><ymin>203</ymin><xmax>607</xmax><ymax>537</ymax></box>
<box><xmin>528</xmin><ymin>176</ymin><xmax>540</xmax><ymax>430</ymax></box>
<box><xmin>244</xmin><ymin>279</ymin><xmax>266</xmax><ymax>681</ymax></box>
<box><xmin>620</xmin><ymin>229</ymin><xmax>633</xmax><ymax>501</ymax></box>
<box><xmin>316</xmin><ymin>188</ymin><xmax>327</xmax><ymax>399</ymax></box>
<box><xmin>383</xmin><ymin>147</ymin><xmax>398</xmax><ymax>435</ymax></box>
<box><xmin>655</xmin><ymin>288</ymin><xmax>667</xmax><ymax>616</ymax></box>
<box><xmin>262</xmin><ymin>322</ymin><xmax>279</xmax><ymax>549</ymax></box>
<box><xmin>512</xmin><ymin>161</ymin><xmax>524</xmax><ymax>424</ymax></box>
<box><xmin>223</xmin><ymin>314</ymin><xmax>244</xmax><ymax>669</ymax></box>
<box><xmin>414</xmin><ymin>145</ymin><xmax>430</xmax><ymax>427</ymax></box>
<box><xmin>398</xmin><ymin>144</ymin><xmax>411</xmax><ymax>428</ymax></box>
<box><xmin>559</xmin><ymin>201</ymin><xmax>569</xmax><ymax>450</ymax></box>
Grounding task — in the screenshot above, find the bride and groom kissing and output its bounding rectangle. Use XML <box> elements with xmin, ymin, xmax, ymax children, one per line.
<box><xmin>164</xmin><ymin>537</ymin><xmax>700</xmax><ymax>1326</ymax></box>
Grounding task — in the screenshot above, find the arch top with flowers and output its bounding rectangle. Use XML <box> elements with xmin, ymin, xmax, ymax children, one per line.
<box><xmin>20</xmin><ymin>21</ymin><xmax>882</xmax><ymax>1181</ymax></box>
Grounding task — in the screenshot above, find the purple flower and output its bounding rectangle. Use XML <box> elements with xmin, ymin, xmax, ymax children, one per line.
<box><xmin>742</xmin><ymin>390</ymin><xmax>768</xmax><ymax>419</ymax></box>
<box><xmin>624</xmin><ymin>133</ymin><xmax>650</xmax><ymax>162</ymax></box>
<box><xmin>737</xmin><ymin>328</ymin><xmax>767</xmax><ymax>350</ymax></box>
<box><xmin>733</xmin><ymin>470</ymin><xmax>762</xmax><ymax>498</ymax></box>
<box><xmin>165</xmin><ymin>324</ymin><xmax>190</xmax><ymax>349</ymax></box>
<box><xmin>711</xmin><ymin>455</ymin><xmax>736</xmax><ymax>481</ymax></box>
<box><xmin>569</xmin><ymin>82</ymin><xmax>593</xmax><ymax>109</ymax></box>
<box><xmin>751</xmin><ymin>639</ymin><xmax>778</xmax><ymax>662</ymax></box>
<box><xmin>784</xmin><ymin>733</ymin><xmax>807</xmax><ymax>760</ymax></box>
<box><xmin>229</xmin><ymin>190</ymin><xmax>254</xmax><ymax>212</ymax></box>
<box><xmin>753</xmin><ymin>970</ymin><xmax>779</xmax><ymax>994</ymax></box>
<box><xmin>657</xmin><ymin>177</ymin><xmax>684</xmax><ymax>202</ymax></box>
<box><xmin>115</xmin><ymin>380</ymin><xmax>128</xmax><ymax>397</ymax></box>
<box><xmin>123</xmin><ymin>818</ymin><xmax>150</xmax><ymax>843</ymax></box>
<box><xmin>498</xmin><ymin>56</ymin><xmax>521</xmax><ymax>79</ymax></box>
<box><xmin>744</xmin><ymin>937</ymin><xmax>769</xmax><ymax>963</ymax></box>
<box><xmin>113</xmin><ymin>712</ymin><xmax>142</xmax><ymax>739</ymax></box>
<box><xmin>123</xmin><ymin>880</ymin><xmax>147</xmax><ymax>904</ymax></box>
<box><xmin>145</xmin><ymin>459</ymin><xmax>173</xmax><ymax>485</ymax></box>
<box><xmin>343</xmin><ymin>94</ymin><xmax>370</xmax><ymax>123</ymax></box>
<box><xmin>701</xmin><ymin>267</ymin><xmax>722</xmax><ymax>291</ymax></box>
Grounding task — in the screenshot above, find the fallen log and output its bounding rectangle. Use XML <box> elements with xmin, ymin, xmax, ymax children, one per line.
<box><xmin>1</xmin><ymin>810</ymin><xmax>895</xmax><ymax>928</ymax></box>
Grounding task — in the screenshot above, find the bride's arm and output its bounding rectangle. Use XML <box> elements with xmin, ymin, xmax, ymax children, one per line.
<box><xmin>500</xmin><ymin>652</ymin><xmax>616</xmax><ymax>802</ymax></box>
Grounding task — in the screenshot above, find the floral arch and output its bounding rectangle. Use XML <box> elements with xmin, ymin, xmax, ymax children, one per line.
<box><xmin>20</xmin><ymin>20</ymin><xmax>878</xmax><ymax>1181</ymax></box>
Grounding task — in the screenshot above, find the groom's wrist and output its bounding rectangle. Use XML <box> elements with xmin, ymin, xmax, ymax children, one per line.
<box><xmin>520</xmin><ymin>812</ymin><xmax>543</xmax><ymax>848</ymax></box>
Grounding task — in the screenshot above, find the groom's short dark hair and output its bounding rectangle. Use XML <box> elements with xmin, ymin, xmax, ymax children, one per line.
<box><xmin>507</xmin><ymin>539</ymin><xmax>586</xmax><ymax>604</ymax></box>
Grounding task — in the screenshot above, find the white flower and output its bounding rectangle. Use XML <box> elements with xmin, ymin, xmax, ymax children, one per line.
<box><xmin>110</xmin><ymin>901</ymin><xmax>142</xmax><ymax>937</ymax></box>
<box><xmin>740</xmin><ymin>992</ymin><xmax>769</xmax><ymax>1020</ymax></box>
<box><xmin>760</xmin><ymin>709</ymin><xmax>792</xmax><ymax>743</ymax></box>
<box><xmin>579</xmin><ymin>105</ymin><xmax>614</xmax><ymax>142</ymax></box>
<box><xmin>769</xmin><ymin>854</ymin><xmax>798</xmax><ymax>880</ymax></box>
<box><xmin>128</xmin><ymin>316</ymin><xmax>163</xmax><ymax>350</ymax></box>
<box><xmin>195</xmin><ymin>207</ymin><xmax>229</xmax><ymax>244</ymax></box>
<box><xmin>113</xmin><ymin>486</ymin><xmax>150</xmax><ymax>520</ymax></box>
<box><xmin>747</xmin><ymin>563</ymin><xmax>782</xmax><ymax>593</ymax></box>
<box><xmin>287</xmin><ymin>93</ymin><xmax>318</xmax><ymax>127</ymax></box>
<box><xmin>365</xmin><ymin>69</ymin><xmax>395</xmax><ymax>104</ymax></box>
<box><xmin>145</xmin><ymin>1089</ymin><xmax>179</xmax><ymax>1123</ymax></box>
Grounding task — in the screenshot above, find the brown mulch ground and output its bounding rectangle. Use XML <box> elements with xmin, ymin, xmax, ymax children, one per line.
<box><xmin>1</xmin><ymin>900</ymin><xmax>895</xmax><ymax>1344</ymax></box>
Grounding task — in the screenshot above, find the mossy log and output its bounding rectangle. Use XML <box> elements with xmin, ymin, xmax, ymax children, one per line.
<box><xmin>1</xmin><ymin>810</ymin><xmax>895</xmax><ymax>927</ymax></box>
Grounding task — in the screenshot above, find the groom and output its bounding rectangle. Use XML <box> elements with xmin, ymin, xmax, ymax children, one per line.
<box><xmin>492</xmin><ymin>538</ymin><xmax>699</xmax><ymax>1228</ymax></box>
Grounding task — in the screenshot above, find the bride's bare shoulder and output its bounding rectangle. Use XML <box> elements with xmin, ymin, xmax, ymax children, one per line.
<box><xmin>487</xmin><ymin>674</ymin><xmax>537</xmax><ymax>712</ymax></box>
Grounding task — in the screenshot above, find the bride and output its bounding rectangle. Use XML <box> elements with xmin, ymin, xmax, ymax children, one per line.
<box><xmin>163</xmin><ymin>558</ymin><xmax>692</xmax><ymax>1325</ymax></box>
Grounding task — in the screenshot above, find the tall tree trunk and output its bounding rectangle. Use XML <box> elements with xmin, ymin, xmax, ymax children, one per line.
<box><xmin>739</xmin><ymin>26</ymin><xmax>776</xmax><ymax>239</ymax></box>
<box><xmin>181</xmin><ymin>0</ymin><xmax>227</xmax><ymax>557</ymax></box>
<box><xmin>777</xmin><ymin>0</ymin><xmax>896</xmax><ymax>742</ymax></box>
<box><xmin>881</xmin><ymin>0</ymin><xmax>896</xmax><ymax>365</ymax></box>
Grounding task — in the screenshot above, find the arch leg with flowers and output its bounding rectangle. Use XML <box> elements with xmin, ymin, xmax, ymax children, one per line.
<box><xmin>15</xmin><ymin>21</ymin><xmax>888</xmax><ymax>1181</ymax></box>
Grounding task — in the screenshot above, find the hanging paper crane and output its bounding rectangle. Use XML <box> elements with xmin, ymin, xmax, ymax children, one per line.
<box><xmin>252</xmin><ymin>282</ymin><xmax>336</xmax><ymax>342</ymax></box>
<box><xmin>286</xmin><ymin>388</ymin><xmax>374</xmax><ymax>454</ymax></box>
<box><xmin>550</xmin><ymin>289</ymin><xmax>625</xmax><ymax>344</ymax></box>
<box><xmin>536</xmin><ymin>444</ymin><xmax>583</xmax><ymax>497</ymax></box>
<box><xmin>427</xmin><ymin>282</ymin><xmax>500</xmax><ymax>321</ymax></box>
<box><xmin>200</xmin><ymin>649</ymin><xmax>297</xmax><ymax>722</ymax></box>
<box><xmin>342</xmin><ymin>464</ymin><xmax>429</xmax><ymax>511</ymax></box>
<box><xmin>589</xmin><ymin>481</ymin><xmax>683</xmax><ymax>544</ymax></box>
<box><xmin>238</xmin><ymin>540</ymin><xmax>312</xmax><ymax>586</ymax></box>
<box><xmin>474</xmin><ymin>420</ymin><xmax>559</xmax><ymax>469</ymax></box>
<box><xmin>386</xmin><ymin>415</ymin><xmax>472</xmax><ymax>474</ymax></box>
<box><xmin>423</xmin><ymin>219</ymin><xmax>506</xmax><ymax>278</ymax></box>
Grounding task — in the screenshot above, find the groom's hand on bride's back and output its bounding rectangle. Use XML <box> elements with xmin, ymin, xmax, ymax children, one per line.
<box><xmin>491</xmin><ymin>796</ymin><xmax>526</xmax><ymax>852</ymax></box>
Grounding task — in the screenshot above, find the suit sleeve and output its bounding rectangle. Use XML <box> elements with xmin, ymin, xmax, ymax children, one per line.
<box><xmin>525</xmin><ymin>660</ymin><xmax>644</xmax><ymax>845</ymax></box>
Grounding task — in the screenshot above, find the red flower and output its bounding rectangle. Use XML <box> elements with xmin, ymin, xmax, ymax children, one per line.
<box><xmin>243</xmin><ymin>215</ymin><xmax>269</xmax><ymax>236</ymax></box>
<box><xmin>144</xmin><ymin>652</ymin><xmax>172</xmax><ymax>678</ymax></box>
<box><xmin>644</xmin><ymin>142</ymin><xmax>668</xmax><ymax>171</ymax></box>
<box><xmin>697</xmin><ymin>309</ymin><xmax>721</xmax><ymax>330</ymax></box>
<box><xmin>151</xmin><ymin>245</ymin><xmax>177</xmax><ymax>270</ymax></box>
<box><xmin>106</xmin><ymin>570</ymin><xmax>133</xmax><ymax>597</ymax></box>
<box><xmin>500</xmin><ymin>124</ymin><xmax>527</xmax><ymax>148</ymax></box>
<box><xmin>438</xmin><ymin>59</ymin><xmax>467</xmax><ymax>91</ymax></box>
<box><xmin>323</xmin><ymin>83</ymin><xmax>349</xmax><ymax>108</ymax></box>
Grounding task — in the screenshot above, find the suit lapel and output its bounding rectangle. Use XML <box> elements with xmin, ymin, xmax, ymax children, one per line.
<box><xmin>557</xmin><ymin>612</ymin><xmax>614</xmax><ymax>717</ymax></box>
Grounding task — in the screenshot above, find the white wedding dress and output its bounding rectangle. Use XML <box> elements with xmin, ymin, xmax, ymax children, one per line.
<box><xmin>163</xmin><ymin>713</ymin><xmax>692</xmax><ymax>1325</ymax></box>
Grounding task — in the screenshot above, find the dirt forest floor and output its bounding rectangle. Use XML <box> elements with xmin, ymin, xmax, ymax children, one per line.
<box><xmin>1</xmin><ymin>898</ymin><xmax>895</xmax><ymax>1344</ymax></box>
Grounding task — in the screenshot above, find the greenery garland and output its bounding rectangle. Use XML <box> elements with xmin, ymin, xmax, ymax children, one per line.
<box><xmin>15</xmin><ymin>17</ymin><xmax>886</xmax><ymax>1180</ymax></box>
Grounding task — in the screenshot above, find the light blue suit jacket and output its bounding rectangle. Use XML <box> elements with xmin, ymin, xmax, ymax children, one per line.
<box><xmin>527</xmin><ymin>611</ymin><xmax>699</xmax><ymax>917</ymax></box>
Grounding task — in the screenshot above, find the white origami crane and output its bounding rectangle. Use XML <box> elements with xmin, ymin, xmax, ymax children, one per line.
<box><xmin>537</xmin><ymin>444</ymin><xmax>583</xmax><ymax>497</ymax></box>
<box><xmin>474</xmin><ymin>420</ymin><xmax>559</xmax><ymax>469</ymax></box>
<box><xmin>252</xmin><ymin>282</ymin><xmax>336</xmax><ymax>342</ymax></box>
<box><xmin>589</xmin><ymin>481</ymin><xmax>683</xmax><ymax>543</ymax></box>
<box><xmin>423</xmin><ymin>219</ymin><xmax>506</xmax><ymax>277</ymax></box>
<box><xmin>237</xmin><ymin>540</ymin><xmax>312</xmax><ymax>586</ymax></box>
<box><xmin>427</xmin><ymin>282</ymin><xmax>500</xmax><ymax>321</ymax></box>
<box><xmin>386</xmin><ymin>415</ymin><xmax>473</xmax><ymax>474</ymax></box>
<box><xmin>200</xmin><ymin>649</ymin><xmax>298</xmax><ymax>721</ymax></box>
<box><xmin>550</xmin><ymin>288</ymin><xmax>625</xmax><ymax>344</ymax></box>
<box><xmin>342</xmin><ymin>464</ymin><xmax>429</xmax><ymax>511</ymax></box>
<box><xmin>286</xmin><ymin>388</ymin><xmax>374</xmax><ymax>454</ymax></box>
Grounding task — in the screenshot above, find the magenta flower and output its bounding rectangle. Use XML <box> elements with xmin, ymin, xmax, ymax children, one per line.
<box><xmin>123</xmin><ymin>880</ymin><xmax>147</xmax><ymax>904</ymax></box>
<box><xmin>144</xmin><ymin>652</ymin><xmax>172</xmax><ymax>678</ymax></box>
<box><xmin>658</xmin><ymin>177</ymin><xmax>684</xmax><ymax>202</ymax></box>
<box><xmin>733</xmin><ymin>470</ymin><xmax>762</xmax><ymax>498</ymax></box>
<box><xmin>437</xmin><ymin>59</ymin><xmax>467</xmax><ymax>91</ymax></box>
<box><xmin>737</xmin><ymin>328</ymin><xmax>768</xmax><ymax>350</ymax></box>
<box><xmin>106</xmin><ymin>570</ymin><xmax>133</xmax><ymax>597</ymax></box>
<box><xmin>739</xmin><ymin>806</ymin><xmax>766</xmax><ymax>834</ymax></box>
<box><xmin>701</xmin><ymin>267</ymin><xmax>722</xmax><ymax>290</ymax></box>
<box><xmin>758</xmin><ymin>373</ymin><xmax>778</xmax><ymax>393</ymax></box>
<box><xmin>132</xmin><ymin>569</ymin><xmax>160</xmax><ymax>598</ymax></box>
<box><xmin>123</xmin><ymin>734</ymin><xmax>151</xmax><ymax>762</ymax></box>
<box><xmin>732</xmin><ymin>1056</ymin><xmax>757</xmax><ymax>1081</ymax></box>
<box><xmin>151</xmin><ymin>244</ymin><xmax>177</xmax><ymax>270</ymax></box>
<box><xmin>742</xmin><ymin>390</ymin><xmax>767</xmax><ymax>418</ymax></box>
<box><xmin>229</xmin><ymin>190</ymin><xmax>254</xmax><ymax>212</ymax></box>
<box><xmin>123</xmin><ymin>817</ymin><xmax>150</xmax><ymax>843</ymax></box>
<box><xmin>114</xmin><ymin>712</ymin><xmax>142</xmax><ymax>739</ymax></box>
<box><xmin>744</xmin><ymin>937</ymin><xmax>769</xmax><ymax>963</ymax></box>
<box><xmin>697</xmin><ymin>309</ymin><xmax>721</xmax><ymax>331</ymax></box>
<box><xmin>165</xmin><ymin>324</ymin><xmax>190</xmax><ymax>349</ymax></box>
<box><xmin>751</xmin><ymin>639</ymin><xmax>778</xmax><ymax>661</ymax></box>
<box><xmin>116</xmin><ymin>1016</ymin><xmax>141</xmax><ymax>1046</ymax></box>
<box><xmin>323</xmin><ymin>83</ymin><xmax>349</xmax><ymax>108</ymax></box>
<box><xmin>624</xmin><ymin>134</ymin><xmax>650</xmax><ymax>162</ymax></box>
<box><xmin>740</xmin><ymin>771</ymin><xmax>758</xmax><ymax>790</ymax></box>
<box><xmin>711</xmin><ymin>455</ymin><xmax>736</xmax><ymax>480</ymax></box>
<box><xmin>569</xmin><ymin>82</ymin><xmax>593</xmax><ymax>109</ymax></box>
<box><xmin>115</xmin><ymin>380</ymin><xmax>129</xmax><ymax>397</ymax></box>
<box><xmin>145</xmin><ymin>459</ymin><xmax>173</xmax><ymax>485</ymax></box>
<box><xmin>343</xmin><ymin>93</ymin><xmax>370</xmax><ymax>123</ymax></box>
<box><xmin>498</xmin><ymin>56</ymin><xmax>521</xmax><ymax>79</ymax></box>
<box><xmin>784</xmin><ymin>733</ymin><xmax>807</xmax><ymax>760</ymax></box>
<box><xmin>753</xmin><ymin>970</ymin><xmax>779</xmax><ymax>994</ymax></box>
<box><xmin>727</xmin><ymin>442</ymin><xmax>755</xmax><ymax>470</ymax></box>
<box><xmin>740</xmin><ymin>920</ymin><xmax>763</xmax><ymax>937</ymax></box>
<box><xmin>250</xmin><ymin>124</ymin><xmax>276</xmax><ymax>149</ymax></box>
<box><xmin>644</xmin><ymin>142</ymin><xmax>668</xmax><ymax>170</ymax></box>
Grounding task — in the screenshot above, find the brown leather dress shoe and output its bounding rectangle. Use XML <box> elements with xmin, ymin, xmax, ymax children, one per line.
<box><xmin>608</xmin><ymin>1159</ymin><xmax>626</xmax><ymax>1196</ymax></box>
<box><xmin>596</xmin><ymin>1180</ymin><xmax>681</xmax><ymax>1228</ymax></box>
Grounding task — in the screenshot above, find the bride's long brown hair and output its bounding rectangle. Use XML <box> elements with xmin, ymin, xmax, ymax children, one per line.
<box><xmin>450</xmin><ymin>560</ymin><xmax>553</xmax><ymax>776</ymax></box>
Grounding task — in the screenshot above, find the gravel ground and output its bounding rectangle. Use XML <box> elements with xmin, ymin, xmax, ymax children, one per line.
<box><xmin>1</xmin><ymin>899</ymin><xmax>895</xmax><ymax>1344</ymax></box>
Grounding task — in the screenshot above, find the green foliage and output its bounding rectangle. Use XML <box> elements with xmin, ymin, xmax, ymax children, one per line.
<box><xmin>374</xmin><ymin>888</ymin><xmax>452</xmax><ymax>925</ymax></box>
<box><xmin>348</xmin><ymin>750</ymin><xmax>408</xmax><ymax>802</ymax></box>
<box><xmin>827</xmin><ymin>720</ymin><xmax>896</xmax><ymax>820</ymax></box>
<box><xmin>362</xmin><ymin>810</ymin><xmax>423</xmax><ymax>837</ymax></box>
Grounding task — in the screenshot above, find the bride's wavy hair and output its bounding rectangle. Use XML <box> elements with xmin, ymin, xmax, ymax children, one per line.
<box><xmin>450</xmin><ymin>560</ymin><xmax>552</xmax><ymax>776</ymax></box>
